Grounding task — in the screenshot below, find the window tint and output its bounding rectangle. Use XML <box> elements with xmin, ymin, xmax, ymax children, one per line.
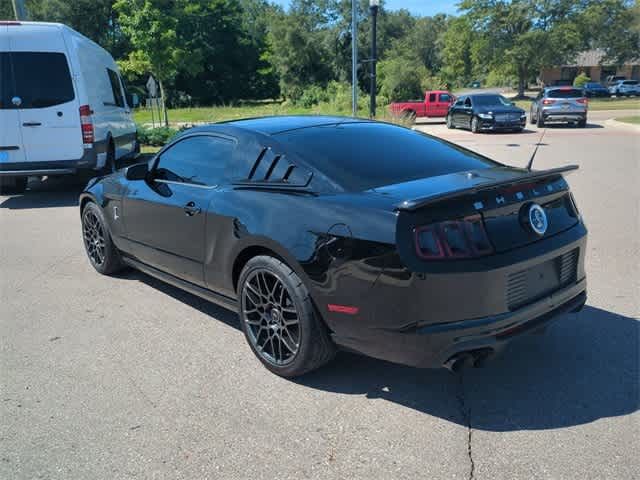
<box><xmin>439</xmin><ymin>93</ymin><xmax>451</xmax><ymax>102</ymax></box>
<box><xmin>0</xmin><ymin>53</ymin><xmax>10</xmax><ymax>110</ymax></box>
<box><xmin>622</xmin><ymin>80</ymin><xmax>638</xmax><ymax>85</ymax></box>
<box><xmin>472</xmin><ymin>95</ymin><xmax>511</xmax><ymax>107</ymax></box>
<box><xmin>10</xmin><ymin>52</ymin><xmax>74</xmax><ymax>108</ymax></box>
<box><xmin>155</xmin><ymin>135</ymin><xmax>235</xmax><ymax>186</ymax></box>
<box><xmin>547</xmin><ymin>88</ymin><xmax>583</xmax><ymax>98</ymax></box>
<box><xmin>454</xmin><ymin>98</ymin><xmax>464</xmax><ymax>107</ymax></box>
<box><xmin>276</xmin><ymin>123</ymin><xmax>498</xmax><ymax>191</ymax></box>
<box><xmin>428</xmin><ymin>93</ymin><xmax>436</xmax><ymax>102</ymax></box>
<box><xmin>106</xmin><ymin>69</ymin><xmax>125</xmax><ymax>107</ymax></box>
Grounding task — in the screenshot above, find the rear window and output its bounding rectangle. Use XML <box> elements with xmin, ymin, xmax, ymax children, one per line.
<box><xmin>547</xmin><ymin>88</ymin><xmax>583</xmax><ymax>99</ymax></box>
<box><xmin>276</xmin><ymin>122</ymin><xmax>498</xmax><ymax>191</ymax></box>
<box><xmin>10</xmin><ymin>52</ymin><xmax>75</xmax><ymax>108</ymax></box>
<box><xmin>622</xmin><ymin>80</ymin><xmax>638</xmax><ymax>85</ymax></box>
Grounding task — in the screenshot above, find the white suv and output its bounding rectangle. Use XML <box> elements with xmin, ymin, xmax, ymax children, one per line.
<box><xmin>0</xmin><ymin>21</ymin><xmax>139</xmax><ymax>194</ymax></box>
<box><xmin>609</xmin><ymin>80</ymin><xmax>640</xmax><ymax>97</ymax></box>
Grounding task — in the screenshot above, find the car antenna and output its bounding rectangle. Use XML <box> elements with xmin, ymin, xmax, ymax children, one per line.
<box><xmin>526</xmin><ymin>128</ymin><xmax>547</xmax><ymax>171</ymax></box>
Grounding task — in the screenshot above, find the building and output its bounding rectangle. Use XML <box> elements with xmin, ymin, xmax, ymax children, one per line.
<box><xmin>539</xmin><ymin>49</ymin><xmax>640</xmax><ymax>86</ymax></box>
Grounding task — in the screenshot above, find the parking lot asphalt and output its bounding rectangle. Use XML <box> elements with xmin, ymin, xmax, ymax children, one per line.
<box><xmin>1</xmin><ymin>111</ymin><xmax>638</xmax><ymax>479</ymax></box>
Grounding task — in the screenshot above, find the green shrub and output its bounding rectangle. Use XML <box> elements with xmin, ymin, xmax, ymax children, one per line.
<box><xmin>573</xmin><ymin>72</ymin><xmax>591</xmax><ymax>88</ymax></box>
<box><xmin>137</xmin><ymin>125</ymin><xmax>179</xmax><ymax>146</ymax></box>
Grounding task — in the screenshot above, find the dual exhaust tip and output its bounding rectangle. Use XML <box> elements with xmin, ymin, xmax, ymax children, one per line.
<box><xmin>443</xmin><ymin>348</ymin><xmax>495</xmax><ymax>373</ymax></box>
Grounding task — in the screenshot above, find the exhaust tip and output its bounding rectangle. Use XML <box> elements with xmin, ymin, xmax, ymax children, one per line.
<box><xmin>444</xmin><ymin>348</ymin><xmax>495</xmax><ymax>372</ymax></box>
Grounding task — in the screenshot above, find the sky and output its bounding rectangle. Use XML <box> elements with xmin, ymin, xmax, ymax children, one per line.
<box><xmin>271</xmin><ymin>1</ymin><xmax>460</xmax><ymax>17</ymax></box>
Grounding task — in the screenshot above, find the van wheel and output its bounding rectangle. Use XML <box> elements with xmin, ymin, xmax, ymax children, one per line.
<box><xmin>101</xmin><ymin>142</ymin><xmax>116</xmax><ymax>175</ymax></box>
<box><xmin>238</xmin><ymin>255</ymin><xmax>336</xmax><ymax>377</ymax></box>
<box><xmin>0</xmin><ymin>176</ymin><xmax>28</xmax><ymax>195</ymax></box>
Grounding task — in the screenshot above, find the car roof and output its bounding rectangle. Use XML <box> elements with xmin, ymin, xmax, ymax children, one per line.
<box><xmin>222</xmin><ymin>115</ymin><xmax>372</xmax><ymax>135</ymax></box>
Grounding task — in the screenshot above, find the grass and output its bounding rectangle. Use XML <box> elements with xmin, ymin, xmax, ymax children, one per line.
<box><xmin>511</xmin><ymin>97</ymin><xmax>640</xmax><ymax>112</ymax></box>
<box><xmin>615</xmin><ymin>115</ymin><xmax>640</xmax><ymax>125</ymax></box>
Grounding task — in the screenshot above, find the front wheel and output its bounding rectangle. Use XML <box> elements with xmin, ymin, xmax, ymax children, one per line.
<box><xmin>238</xmin><ymin>255</ymin><xmax>336</xmax><ymax>377</ymax></box>
<box><xmin>81</xmin><ymin>202</ymin><xmax>125</xmax><ymax>275</ymax></box>
<box><xmin>0</xmin><ymin>176</ymin><xmax>27</xmax><ymax>195</ymax></box>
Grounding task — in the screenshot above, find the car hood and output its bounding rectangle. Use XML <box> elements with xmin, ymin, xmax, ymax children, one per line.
<box><xmin>476</xmin><ymin>105</ymin><xmax>525</xmax><ymax>115</ymax></box>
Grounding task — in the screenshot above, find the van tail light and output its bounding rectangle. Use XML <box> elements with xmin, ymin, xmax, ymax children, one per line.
<box><xmin>414</xmin><ymin>215</ymin><xmax>493</xmax><ymax>260</ymax></box>
<box><xmin>542</xmin><ymin>99</ymin><xmax>556</xmax><ymax>105</ymax></box>
<box><xmin>576</xmin><ymin>97</ymin><xmax>588</xmax><ymax>105</ymax></box>
<box><xmin>79</xmin><ymin>105</ymin><xmax>94</xmax><ymax>146</ymax></box>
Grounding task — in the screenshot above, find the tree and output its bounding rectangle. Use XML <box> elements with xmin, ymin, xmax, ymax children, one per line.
<box><xmin>440</xmin><ymin>16</ymin><xmax>476</xmax><ymax>88</ymax></box>
<box><xmin>114</xmin><ymin>0</ymin><xmax>205</xmax><ymax>125</ymax></box>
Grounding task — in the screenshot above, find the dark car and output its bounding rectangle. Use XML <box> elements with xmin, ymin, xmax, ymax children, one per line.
<box><xmin>446</xmin><ymin>94</ymin><xmax>526</xmax><ymax>133</ymax></box>
<box><xmin>582</xmin><ymin>82</ymin><xmax>610</xmax><ymax>98</ymax></box>
<box><xmin>80</xmin><ymin>116</ymin><xmax>587</xmax><ymax>377</ymax></box>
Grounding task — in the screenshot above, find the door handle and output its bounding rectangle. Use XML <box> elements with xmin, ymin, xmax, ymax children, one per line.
<box><xmin>22</xmin><ymin>122</ymin><xmax>42</xmax><ymax>127</ymax></box>
<box><xmin>184</xmin><ymin>201</ymin><xmax>201</xmax><ymax>216</ymax></box>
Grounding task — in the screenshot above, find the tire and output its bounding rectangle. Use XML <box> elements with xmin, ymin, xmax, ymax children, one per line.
<box><xmin>238</xmin><ymin>255</ymin><xmax>336</xmax><ymax>377</ymax></box>
<box><xmin>529</xmin><ymin>109</ymin><xmax>536</xmax><ymax>124</ymax></box>
<box><xmin>101</xmin><ymin>141</ymin><xmax>116</xmax><ymax>175</ymax></box>
<box><xmin>446</xmin><ymin>115</ymin><xmax>455</xmax><ymax>129</ymax></box>
<box><xmin>471</xmin><ymin>116</ymin><xmax>480</xmax><ymax>133</ymax></box>
<box><xmin>402</xmin><ymin>110</ymin><xmax>416</xmax><ymax>124</ymax></box>
<box><xmin>536</xmin><ymin>111</ymin><xmax>545</xmax><ymax>127</ymax></box>
<box><xmin>81</xmin><ymin>202</ymin><xmax>125</xmax><ymax>275</ymax></box>
<box><xmin>0</xmin><ymin>176</ymin><xmax>27</xmax><ymax>195</ymax></box>
<box><xmin>578</xmin><ymin>118</ymin><xmax>587</xmax><ymax>128</ymax></box>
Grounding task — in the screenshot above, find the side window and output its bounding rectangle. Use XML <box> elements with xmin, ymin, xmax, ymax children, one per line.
<box><xmin>106</xmin><ymin>68</ymin><xmax>125</xmax><ymax>108</ymax></box>
<box><xmin>155</xmin><ymin>135</ymin><xmax>235</xmax><ymax>187</ymax></box>
<box><xmin>454</xmin><ymin>98</ymin><xmax>464</xmax><ymax>107</ymax></box>
<box><xmin>439</xmin><ymin>93</ymin><xmax>451</xmax><ymax>103</ymax></box>
<box><xmin>428</xmin><ymin>93</ymin><xmax>437</xmax><ymax>102</ymax></box>
<box><xmin>464</xmin><ymin>97</ymin><xmax>472</xmax><ymax>108</ymax></box>
<box><xmin>0</xmin><ymin>53</ymin><xmax>10</xmax><ymax>110</ymax></box>
<box><xmin>11</xmin><ymin>52</ymin><xmax>75</xmax><ymax>108</ymax></box>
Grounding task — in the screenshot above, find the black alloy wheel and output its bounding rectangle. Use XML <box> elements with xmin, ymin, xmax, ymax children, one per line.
<box><xmin>81</xmin><ymin>202</ymin><xmax>125</xmax><ymax>275</ymax></box>
<box><xmin>238</xmin><ymin>256</ymin><xmax>335</xmax><ymax>377</ymax></box>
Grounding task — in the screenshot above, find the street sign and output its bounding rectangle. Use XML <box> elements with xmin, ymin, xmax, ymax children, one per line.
<box><xmin>146</xmin><ymin>75</ymin><xmax>158</xmax><ymax>98</ymax></box>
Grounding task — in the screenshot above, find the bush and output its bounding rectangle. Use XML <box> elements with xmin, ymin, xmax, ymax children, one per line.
<box><xmin>137</xmin><ymin>125</ymin><xmax>179</xmax><ymax>146</ymax></box>
<box><xmin>573</xmin><ymin>72</ymin><xmax>591</xmax><ymax>88</ymax></box>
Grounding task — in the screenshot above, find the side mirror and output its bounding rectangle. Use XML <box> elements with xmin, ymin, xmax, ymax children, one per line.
<box><xmin>126</xmin><ymin>93</ymin><xmax>140</xmax><ymax>108</ymax></box>
<box><xmin>125</xmin><ymin>162</ymin><xmax>149</xmax><ymax>181</ymax></box>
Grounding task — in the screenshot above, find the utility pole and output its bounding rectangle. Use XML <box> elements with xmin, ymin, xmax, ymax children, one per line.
<box><xmin>11</xmin><ymin>0</ymin><xmax>28</xmax><ymax>20</ymax></box>
<box><xmin>369</xmin><ymin>0</ymin><xmax>379</xmax><ymax>119</ymax></box>
<box><xmin>351</xmin><ymin>0</ymin><xmax>358</xmax><ymax>117</ymax></box>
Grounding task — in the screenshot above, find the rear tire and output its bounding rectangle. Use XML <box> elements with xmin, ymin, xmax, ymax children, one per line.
<box><xmin>578</xmin><ymin>118</ymin><xmax>587</xmax><ymax>128</ymax></box>
<box><xmin>238</xmin><ymin>255</ymin><xmax>336</xmax><ymax>377</ymax></box>
<box><xmin>0</xmin><ymin>176</ymin><xmax>27</xmax><ymax>195</ymax></box>
<box><xmin>81</xmin><ymin>202</ymin><xmax>125</xmax><ymax>275</ymax></box>
<box><xmin>402</xmin><ymin>110</ymin><xmax>417</xmax><ymax>124</ymax></box>
<box><xmin>101</xmin><ymin>141</ymin><xmax>116</xmax><ymax>175</ymax></box>
<box><xmin>446</xmin><ymin>115</ymin><xmax>455</xmax><ymax>129</ymax></box>
<box><xmin>529</xmin><ymin>109</ymin><xmax>536</xmax><ymax>125</ymax></box>
<box><xmin>471</xmin><ymin>116</ymin><xmax>480</xmax><ymax>133</ymax></box>
<box><xmin>536</xmin><ymin>112</ymin><xmax>545</xmax><ymax>127</ymax></box>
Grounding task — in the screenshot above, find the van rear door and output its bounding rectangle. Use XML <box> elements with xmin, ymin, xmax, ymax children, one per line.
<box><xmin>0</xmin><ymin>26</ymin><xmax>27</xmax><ymax>165</ymax></box>
<box><xmin>9</xmin><ymin>25</ymin><xmax>83</xmax><ymax>163</ymax></box>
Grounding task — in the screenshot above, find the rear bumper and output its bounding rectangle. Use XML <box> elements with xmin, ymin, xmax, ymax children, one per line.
<box><xmin>0</xmin><ymin>148</ymin><xmax>97</xmax><ymax>177</ymax></box>
<box><xmin>542</xmin><ymin>110</ymin><xmax>586</xmax><ymax>123</ymax></box>
<box><xmin>333</xmin><ymin>280</ymin><xmax>586</xmax><ymax>369</ymax></box>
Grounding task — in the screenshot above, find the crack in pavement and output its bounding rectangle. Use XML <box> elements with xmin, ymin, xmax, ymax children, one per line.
<box><xmin>457</xmin><ymin>372</ymin><xmax>475</xmax><ymax>480</ymax></box>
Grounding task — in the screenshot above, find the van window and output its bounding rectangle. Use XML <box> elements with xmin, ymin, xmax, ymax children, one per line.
<box><xmin>106</xmin><ymin>69</ymin><xmax>125</xmax><ymax>108</ymax></box>
<box><xmin>11</xmin><ymin>52</ymin><xmax>75</xmax><ymax>108</ymax></box>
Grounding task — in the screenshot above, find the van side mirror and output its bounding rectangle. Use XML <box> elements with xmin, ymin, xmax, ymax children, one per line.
<box><xmin>125</xmin><ymin>162</ymin><xmax>149</xmax><ymax>181</ymax></box>
<box><xmin>126</xmin><ymin>93</ymin><xmax>140</xmax><ymax>108</ymax></box>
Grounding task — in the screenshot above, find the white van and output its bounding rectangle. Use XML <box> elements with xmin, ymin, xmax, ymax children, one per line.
<box><xmin>0</xmin><ymin>21</ymin><xmax>139</xmax><ymax>194</ymax></box>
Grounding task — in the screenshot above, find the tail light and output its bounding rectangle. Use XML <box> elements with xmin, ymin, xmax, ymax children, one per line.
<box><xmin>576</xmin><ymin>98</ymin><xmax>588</xmax><ymax>105</ymax></box>
<box><xmin>414</xmin><ymin>215</ymin><xmax>493</xmax><ymax>260</ymax></box>
<box><xmin>79</xmin><ymin>105</ymin><xmax>94</xmax><ymax>145</ymax></box>
<box><xmin>542</xmin><ymin>99</ymin><xmax>555</xmax><ymax>105</ymax></box>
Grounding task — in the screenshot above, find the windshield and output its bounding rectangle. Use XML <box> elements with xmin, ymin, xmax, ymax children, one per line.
<box><xmin>276</xmin><ymin>122</ymin><xmax>499</xmax><ymax>191</ymax></box>
<box><xmin>472</xmin><ymin>95</ymin><xmax>511</xmax><ymax>107</ymax></box>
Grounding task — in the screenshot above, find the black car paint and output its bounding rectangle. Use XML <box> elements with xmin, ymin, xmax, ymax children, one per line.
<box><xmin>448</xmin><ymin>94</ymin><xmax>526</xmax><ymax>132</ymax></box>
<box><xmin>80</xmin><ymin>117</ymin><xmax>587</xmax><ymax>369</ymax></box>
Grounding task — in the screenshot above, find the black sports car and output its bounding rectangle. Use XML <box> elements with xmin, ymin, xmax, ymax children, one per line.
<box><xmin>80</xmin><ymin>116</ymin><xmax>587</xmax><ymax>377</ymax></box>
<box><xmin>447</xmin><ymin>93</ymin><xmax>527</xmax><ymax>133</ymax></box>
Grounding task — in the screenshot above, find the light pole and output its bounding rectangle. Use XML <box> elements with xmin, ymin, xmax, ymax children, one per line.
<box><xmin>369</xmin><ymin>0</ymin><xmax>379</xmax><ymax>118</ymax></box>
<box><xmin>11</xmin><ymin>0</ymin><xmax>28</xmax><ymax>20</ymax></box>
<box><xmin>351</xmin><ymin>0</ymin><xmax>358</xmax><ymax>117</ymax></box>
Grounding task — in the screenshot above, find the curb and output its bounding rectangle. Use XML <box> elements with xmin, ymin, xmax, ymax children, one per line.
<box><xmin>605</xmin><ymin>119</ymin><xmax>640</xmax><ymax>132</ymax></box>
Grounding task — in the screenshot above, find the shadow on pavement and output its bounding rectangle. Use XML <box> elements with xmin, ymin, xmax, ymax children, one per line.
<box><xmin>296</xmin><ymin>305</ymin><xmax>638</xmax><ymax>432</ymax></box>
<box><xmin>0</xmin><ymin>176</ymin><xmax>87</xmax><ymax>209</ymax></box>
<box><xmin>111</xmin><ymin>266</ymin><xmax>640</xmax><ymax>433</ymax></box>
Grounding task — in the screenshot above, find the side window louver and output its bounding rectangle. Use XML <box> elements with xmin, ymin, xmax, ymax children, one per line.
<box><xmin>239</xmin><ymin>147</ymin><xmax>312</xmax><ymax>187</ymax></box>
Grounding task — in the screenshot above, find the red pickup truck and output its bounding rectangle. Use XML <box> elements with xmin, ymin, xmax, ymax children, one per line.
<box><xmin>390</xmin><ymin>90</ymin><xmax>455</xmax><ymax>121</ymax></box>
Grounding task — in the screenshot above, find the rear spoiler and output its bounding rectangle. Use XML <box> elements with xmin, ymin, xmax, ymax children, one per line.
<box><xmin>396</xmin><ymin>165</ymin><xmax>579</xmax><ymax>211</ymax></box>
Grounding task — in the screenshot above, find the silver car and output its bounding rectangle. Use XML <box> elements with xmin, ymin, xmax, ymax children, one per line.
<box><xmin>530</xmin><ymin>87</ymin><xmax>588</xmax><ymax>128</ymax></box>
<box><xmin>609</xmin><ymin>80</ymin><xmax>640</xmax><ymax>97</ymax></box>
